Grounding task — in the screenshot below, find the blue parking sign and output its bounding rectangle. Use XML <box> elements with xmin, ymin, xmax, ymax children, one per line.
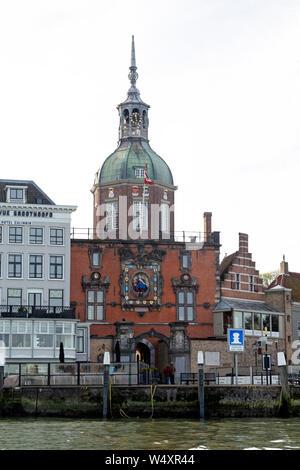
<box><xmin>228</xmin><ymin>329</ymin><xmax>245</xmax><ymax>352</ymax></box>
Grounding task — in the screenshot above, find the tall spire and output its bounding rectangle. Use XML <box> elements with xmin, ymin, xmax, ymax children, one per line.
<box><xmin>128</xmin><ymin>35</ymin><xmax>138</xmax><ymax>88</ymax></box>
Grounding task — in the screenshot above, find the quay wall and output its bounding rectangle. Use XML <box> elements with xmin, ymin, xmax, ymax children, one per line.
<box><xmin>1</xmin><ymin>385</ymin><xmax>300</xmax><ymax>419</ymax></box>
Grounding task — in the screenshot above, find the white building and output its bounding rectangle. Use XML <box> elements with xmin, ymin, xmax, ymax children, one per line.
<box><xmin>0</xmin><ymin>180</ymin><xmax>78</xmax><ymax>363</ymax></box>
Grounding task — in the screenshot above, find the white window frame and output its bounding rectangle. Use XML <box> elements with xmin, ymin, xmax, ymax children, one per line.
<box><xmin>133</xmin><ymin>200</ymin><xmax>148</xmax><ymax>231</ymax></box>
<box><xmin>7</xmin><ymin>253</ymin><xmax>23</xmax><ymax>279</ymax></box>
<box><xmin>29</xmin><ymin>227</ymin><xmax>44</xmax><ymax>245</ymax></box>
<box><xmin>29</xmin><ymin>254</ymin><xmax>44</xmax><ymax>279</ymax></box>
<box><xmin>134</xmin><ymin>167</ymin><xmax>145</xmax><ymax>178</ymax></box>
<box><xmin>160</xmin><ymin>203</ymin><xmax>170</xmax><ymax>233</ymax></box>
<box><xmin>8</xmin><ymin>226</ymin><xmax>23</xmax><ymax>244</ymax></box>
<box><xmin>106</xmin><ymin>202</ymin><xmax>118</xmax><ymax>230</ymax></box>
<box><xmin>50</xmin><ymin>227</ymin><xmax>64</xmax><ymax>246</ymax></box>
<box><xmin>6</xmin><ymin>186</ymin><xmax>27</xmax><ymax>204</ymax></box>
<box><xmin>49</xmin><ymin>255</ymin><xmax>64</xmax><ymax>280</ymax></box>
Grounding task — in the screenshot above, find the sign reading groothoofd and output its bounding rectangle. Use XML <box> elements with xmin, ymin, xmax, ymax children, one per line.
<box><xmin>227</xmin><ymin>328</ymin><xmax>245</xmax><ymax>352</ymax></box>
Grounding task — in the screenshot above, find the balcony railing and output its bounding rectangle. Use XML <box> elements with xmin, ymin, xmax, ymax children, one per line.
<box><xmin>0</xmin><ymin>305</ymin><xmax>75</xmax><ymax>319</ymax></box>
<box><xmin>70</xmin><ymin>228</ymin><xmax>220</xmax><ymax>245</ymax></box>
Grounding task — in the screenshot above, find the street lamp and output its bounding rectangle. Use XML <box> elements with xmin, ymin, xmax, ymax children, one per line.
<box><xmin>197</xmin><ymin>351</ymin><xmax>204</xmax><ymax>421</ymax></box>
<box><xmin>103</xmin><ymin>352</ymin><xmax>110</xmax><ymax>420</ymax></box>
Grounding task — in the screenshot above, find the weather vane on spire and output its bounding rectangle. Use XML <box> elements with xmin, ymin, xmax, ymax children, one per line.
<box><xmin>128</xmin><ymin>35</ymin><xmax>139</xmax><ymax>88</ymax></box>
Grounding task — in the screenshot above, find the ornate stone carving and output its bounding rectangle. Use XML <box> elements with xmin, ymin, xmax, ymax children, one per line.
<box><xmin>81</xmin><ymin>274</ymin><xmax>110</xmax><ymax>291</ymax></box>
<box><xmin>171</xmin><ymin>274</ymin><xmax>198</xmax><ymax>292</ymax></box>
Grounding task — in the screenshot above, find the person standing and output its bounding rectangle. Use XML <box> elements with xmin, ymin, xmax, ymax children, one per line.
<box><xmin>163</xmin><ymin>364</ymin><xmax>170</xmax><ymax>384</ymax></box>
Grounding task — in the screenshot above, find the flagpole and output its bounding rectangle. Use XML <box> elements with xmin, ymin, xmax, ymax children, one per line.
<box><xmin>142</xmin><ymin>164</ymin><xmax>147</xmax><ymax>233</ymax></box>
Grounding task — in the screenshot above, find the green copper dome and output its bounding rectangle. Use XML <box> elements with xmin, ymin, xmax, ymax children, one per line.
<box><xmin>96</xmin><ymin>37</ymin><xmax>174</xmax><ymax>187</ymax></box>
<box><xmin>98</xmin><ymin>140</ymin><xmax>174</xmax><ymax>186</ymax></box>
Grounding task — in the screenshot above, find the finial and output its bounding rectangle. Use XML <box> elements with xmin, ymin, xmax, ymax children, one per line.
<box><xmin>128</xmin><ymin>35</ymin><xmax>138</xmax><ymax>87</ymax></box>
<box><xmin>131</xmin><ymin>35</ymin><xmax>136</xmax><ymax>68</ymax></box>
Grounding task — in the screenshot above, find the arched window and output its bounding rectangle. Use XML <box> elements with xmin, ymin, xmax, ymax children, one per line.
<box><xmin>142</xmin><ymin>110</ymin><xmax>147</xmax><ymax>138</ymax></box>
<box><xmin>122</xmin><ymin>109</ymin><xmax>130</xmax><ymax>137</ymax></box>
<box><xmin>130</xmin><ymin>108</ymin><xmax>142</xmax><ymax>136</ymax></box>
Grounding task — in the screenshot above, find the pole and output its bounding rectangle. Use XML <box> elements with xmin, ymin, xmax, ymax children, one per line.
<box><xmin>103</xmin><ymin>364</ymin><xmax>109</xmax><ymax>420</ymax></box>
<box><xmin>129</xmin><ymin>340</ymin><xmax>132</xmax><ymax>386</ymax></box>
<box><xmin>235</xmin><ymin>353</ymin><xmax>238</xmax><ymax>386</ymax></box>
<box><xmin>264</xmin><ymin>327</ymin><xmax>268</xmax><ymax>385</ymax></box>
<box><xmin>198</xmin><ymin>364</ymin><xmax>204</xmax><ymax>420</ymax></box>
<box><xmin>0</xmin><ymin>366</ymin><xmax>4</xmax><ymax>392</ymax></box>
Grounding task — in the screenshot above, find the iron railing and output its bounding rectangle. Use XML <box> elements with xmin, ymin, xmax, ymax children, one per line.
<box><xmin>3</xmin><ymin>362</ymin><xmax>289</xmax><ymax>388</ymax></box>
<box><xmin>3</xmin><ymin>361</ymin><xmax>154</xmax><ymax>387</ymax></box>
<box><xmin>70</xmin><ymin>228</ymin><xmax>220</xmax><ymax>245</ymax></box>
<box><xmin>0</xmin><ymin>305</ymin><xmax>75</xmax><ymax>319</ymax></box>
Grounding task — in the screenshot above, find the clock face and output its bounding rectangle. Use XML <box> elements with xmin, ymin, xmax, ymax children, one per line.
<box><xmin>130</xmin><ymin>111</ymin><xmax>142</xmax><ymax>126</ymax></box>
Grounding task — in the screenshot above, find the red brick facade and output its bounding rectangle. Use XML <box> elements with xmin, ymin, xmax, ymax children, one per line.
<box><xmin>220</xmin><ymin>233</ymin><xmax>264</xmax><ymax>300</ymax></box>
<box><xmin>70</xmin><ymin>230</ymin><xmax>220</xmax><ymax>379</ymax></box>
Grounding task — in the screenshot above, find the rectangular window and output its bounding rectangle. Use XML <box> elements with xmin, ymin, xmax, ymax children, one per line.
<box><xmin>55</xmin><ymin>322</ymin><xmax>75</xmax><ymax>349</ymax></box>
<box><xmin>7</xmin><ymin>288</ymin><xmax>22</xmax><ymax>307</ymax></box>
<box><xmin>233</xmin><ymin>311</ymin><xmax>243</xmax><ymax>329</ymax></box>
<box><xmin>29</xmin><ymin>227</ymin><xmax>44</xmax><ymax>245</ymax></box>
<box><xmin>160</xmin><ymin>203</ymin><xmax>170</xmax><ymax>233</ymax></box>
<box><xmin>49</xmin><ymin>290</ymin><xmax>63</xmax><ymax>309</ymax></box>
<box><xmin>11</xmin><ymin>321</ymin><xmax>32</xmax><ymax>348</ymax></box>
<box><xmin>9</xmin><ymin>227</ymin><xmax>23</xmax><ymax>244</ymax></box>
<box><xmin>133</xmin><ymin>201</ymin><xmax>148</xmax><ymax>231</ymax></box>
<box><xmin>87</xmin><ymin>290</ymin><xmax>105</xmax><ymax>321</ymax></box>
<box><xmin>50</xmin><ymin>228</ymin><xmax>64</xmax><ymax>245</ymax></box>
<box><xmin>10</xmin><ymin>188</ymin><xmax>24</xmax><ymax>202</ymax></box>
<box><xmin>249</xmin><ymin>275</ymin><xmax>254</xmax><ymax>292</ymax></box>
<box><xmin>49</xmin><ymin>256</ymin><xmax>63</xmax><ymax>279</ymax></box>
<box><xmin>271</xmin><ymin>315</ymin><xmax>279</xmax><ymax>336</ymax></box>
<box><xmin>0</xmin><ymin>320</ymin><xmax>10</xmax><ymax>347</ymax></box>
<box><xmin>92</xmin><ymin>252</ymin><xmax>100</xmax><ymax>266</ymax></box>
<box><xmin>89</xmin><ymin>248</ymin><xmax>102</xmax><ymax>267</ymax></box>
<box><xmin>29</xmin><ymin>255</ymin><xmax>43</xmax><ymax>279</ymax></box>
<box><xmin>180</xmin><ymin>251</ymin><xmax>192</xmax><ymax>271</ymax></box>
<box><xmin>253</xmin><ymin>313</ymin><xmax>261</xmax><ymax>332</ymax></box>
<box><xmin>134</xmin><ymin>167</ymin><xmax>145</xmax><ymax>178</ymax></box>
<box><xmin>244</xmin><ymin>312</ymin><xmax>252</xmax><ymax>333</ymax></box>
<box><xmin>262</xmin><ymin>314</ymin><xmax>270</xmax><ymax>332</ymax></box>
<box><xmin>28</xmin><ymin>292</ymin><xmax>42</xmax><ymax>308</ymax></box>
<box><xmin>0</xmin><ymin>253</ymin><xmax>2</xmax><ymax>278</ymax></box>
<box><xmin>106</xmin><ymin>202</ymin><xmax>118</xmax><ymax>230</ymax></box>
<box><xmin>76</xmin><ymin>328</ymin><xmax>85</xmax><ymax>353</ymax></box>
<box><xmin>8</xmin><ymin>254</ymin><xmax>22</xmax><ymax>278</ymax></box>
<box><xmin>0</xmin><ymin>226</ymin><xmax>2</xmax><ymax>243</ymax></box>
<box><xmin>34</xmin><ymin>322</ymin><xmax>54</xmax><ymax>348</ymax></box>
<box><xmin>177</xmin><ymin>290</ymin><xmax>195</xmax><ymax>321</ymax></box>
<box><xmin>235</xmin><ymin>274</ymin><xmax>240</xmax><ymax>290</ymax></box>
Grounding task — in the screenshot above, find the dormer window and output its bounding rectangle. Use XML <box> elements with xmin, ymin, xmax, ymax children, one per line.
<box><xmin>134</xmin><ymin>167</ymin><xmax>145</xmax><ymax>178</ymax></box>
<box><xmin>6</xmin><ymin>186</ymin><xmax>27</xmax><ymax>203</ymax></box>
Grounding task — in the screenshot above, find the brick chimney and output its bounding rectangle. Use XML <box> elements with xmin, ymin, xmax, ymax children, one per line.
<box><xmin>239</xmin><ymin>233</ymin><xmax>248</xmax><ymax>254</ymax></box>
<box><xmin>203</xmin><ymin>212</ymin><xmax>212</xmax><ymax>242</ymax></box>
<box><xmin>280</xmin><ymin>255</ymin><xmax>289</xmax><ymax>275</ymax></box>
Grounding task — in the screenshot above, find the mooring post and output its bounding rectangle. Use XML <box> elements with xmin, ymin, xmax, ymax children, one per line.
<box><xmin>103</xmin><ymin>352</ymin><xmax>110</xmax><ymax>420</ymax></box>
<box><xmin>0</xmin><ymin>366</ymin><xmax>4</xmax><ymax>392</ymax></box>
<box><xmin>197</xmin><ymin>351</ymin><xmax>204</xmax><ymax>421</ymax></box>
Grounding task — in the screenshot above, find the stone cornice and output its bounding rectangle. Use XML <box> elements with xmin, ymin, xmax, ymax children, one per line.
<box><xmin>91</xmin><ymin>179</ymin><xmax>177</xmax><ymax>192</ymax></box>
<box><xmin>0</xmin><ymin>203</ymin><xmax>77</xmax><ymax>213</ymax></box>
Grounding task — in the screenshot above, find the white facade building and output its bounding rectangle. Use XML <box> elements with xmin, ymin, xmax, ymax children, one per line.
<box><xmin>0</xmin><ymin>180</ymin><xmax>78</xmax><ymax>363</ymax></box>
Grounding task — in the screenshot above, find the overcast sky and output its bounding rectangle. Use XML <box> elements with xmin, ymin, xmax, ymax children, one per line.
<box><xmin>0</xmin><ymin>0</ymin><xmax>299</xmax><ymax>274</ymax></box>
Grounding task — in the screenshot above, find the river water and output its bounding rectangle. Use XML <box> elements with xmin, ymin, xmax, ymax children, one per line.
<box><xmin>0</xmin><ymin>417</ymin><xmax>300</xmax><ymax>450</ymax></box>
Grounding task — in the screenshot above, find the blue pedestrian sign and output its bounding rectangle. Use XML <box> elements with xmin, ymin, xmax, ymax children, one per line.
<box><xmin>228</xmin><ymin>329</ymin><xmax>245</xmax><ymax>352</ymax></box>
